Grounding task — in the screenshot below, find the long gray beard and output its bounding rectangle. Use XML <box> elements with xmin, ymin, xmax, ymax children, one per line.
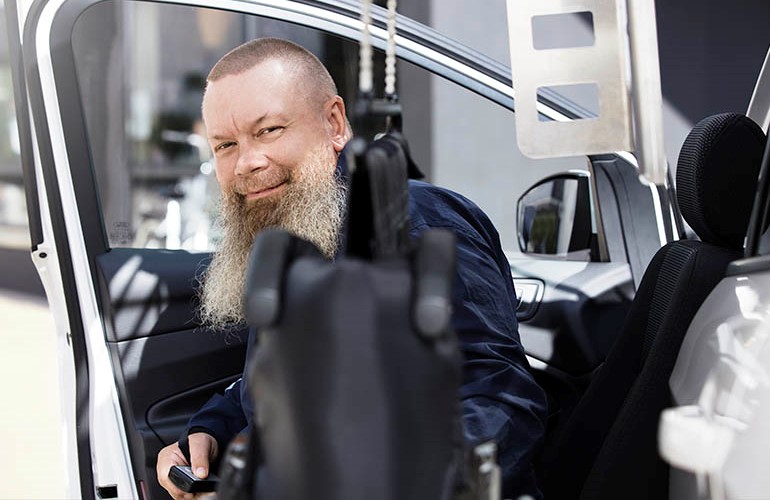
<box><xmin>198</xmin><ymin>151</ymin><xmax>347</xmax><ymax>330</ymax></box>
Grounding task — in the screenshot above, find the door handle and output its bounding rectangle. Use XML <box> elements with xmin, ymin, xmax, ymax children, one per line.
<box><xmin>512</xmin><ymin>278</ymin><xmax>544</xmax><ymax>321</ymax></box>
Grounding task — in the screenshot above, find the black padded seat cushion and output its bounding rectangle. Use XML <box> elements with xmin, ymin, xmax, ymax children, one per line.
<box><xmin>579</xmin><ymin>241</ymin><xmax>741</xmax><ymax>499</ymax></box>
<box><xmin>543</xmin><ymin>240</ymin><xmax>741</xmax><ymax>500</ymax></box>
<box><xmin>676</xmin><ymin>113</ymin><xmax>767</xmax><ymax>249</ymax></box>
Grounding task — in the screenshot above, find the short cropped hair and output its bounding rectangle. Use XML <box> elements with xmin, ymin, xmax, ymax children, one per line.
<box><xmin>207</xmin><ymin>38</ymin><xmax>338</xmax><ymax>107</ymax></box>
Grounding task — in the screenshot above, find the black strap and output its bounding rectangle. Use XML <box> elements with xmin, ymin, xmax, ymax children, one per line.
<box><xmin>345</xmin><ymin>134</ymin><xmax>412</xmax><ymax>260</ymax></box>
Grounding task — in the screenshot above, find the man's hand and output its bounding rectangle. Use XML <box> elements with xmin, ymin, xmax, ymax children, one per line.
<box><xmin>157</xmin><ymin>432</ymin><xmax>219</xmax><ymax>499</ymax></box>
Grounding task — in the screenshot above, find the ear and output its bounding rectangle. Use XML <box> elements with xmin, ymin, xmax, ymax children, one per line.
<box><xmin>325</xmin><ymin>96</ymin><xmax>351</xmax><ymax>153</ymax></box>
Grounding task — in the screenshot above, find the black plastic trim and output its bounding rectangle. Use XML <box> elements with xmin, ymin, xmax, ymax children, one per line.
<box><xmin>96</xmin><ymin>485</ymin><xmax>118</xmax><ymax>499</ymax></box>
<box><xmin>22</xmin><ymin>0</ymin><xmax>95</xmax><ymax>497</ymax></box>
<box><xmin>50</xmin><ymin>0</ymin><xmax>110</xmax><ymax>256</ymax></box>
<box><xmin>656</xmin><ymin>184</ymin><xmax>674</xmax><ymax>242</ymax></box>
<box><xmin>591</xmin><ymin>162</ymin><xmax>626</xmax><ymax>263</ymax></box>
<box><xmin>591</xmin><ymin>155</ymin><xmax>661</xmax><ymax>288</ymax></box>
<box><xmin>4</xmin><ymin>0</ymin><xmax>44</xmax><ymax>250</ymax></box>
<box><xmin>666</xmin><ymin>166</ymin><xmax>687</xmax><ymax>240</ymax></box>
<box><xmin>745</xmin><ymin>123</ymin><xmax>770</xmax><ymax>257</ymax></box>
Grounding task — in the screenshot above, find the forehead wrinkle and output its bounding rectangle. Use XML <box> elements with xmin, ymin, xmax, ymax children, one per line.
<box><xmin>204</xmin><ymin>60</ymin><xmax>315</xmax><ymax>141</ymax></box>
<box><xmin>208</xmin><ymin>112</ymin><xmax>272</xmax><ymax>142</ymax></box>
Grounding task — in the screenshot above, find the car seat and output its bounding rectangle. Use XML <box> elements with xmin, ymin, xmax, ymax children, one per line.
<box><xmin>542</xmin><ymin>113</ymin><xmax>768</xmax><ymax>500</ymax></box>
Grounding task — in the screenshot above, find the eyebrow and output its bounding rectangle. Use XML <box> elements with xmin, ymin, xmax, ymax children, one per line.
<box><xmin>208</xmin><ymin>112</ymin><xmax>276</xmax><ymax>141</ymax></box>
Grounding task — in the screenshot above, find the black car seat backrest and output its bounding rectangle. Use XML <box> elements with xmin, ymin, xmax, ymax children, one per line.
<box><xmin>543</xmin><ymin>113</ymin><xmax>767</xmax><ymax>500</ymax></box>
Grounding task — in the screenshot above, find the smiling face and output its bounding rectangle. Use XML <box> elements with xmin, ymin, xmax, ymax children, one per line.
<box><xmin>198</xmin><ymin>55</ymin><xmax>351</xmax><ymax>329</ymax></box>
<box><xmin>202</xmin><ymin>57</ymin><xmax>349</xmax><ymax>205</ymax></box>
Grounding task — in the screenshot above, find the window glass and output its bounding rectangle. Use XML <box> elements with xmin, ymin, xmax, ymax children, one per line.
<box><xmin>418</xmin><ymin>71</ymin><xmax>579</xmax><ymax>250</ymax></box>
<box><xmin>72</xmin><ymin>1</ymin><xmax>581</xmax><ymax>253</ymax></box>
<box><xmin>73</xmin><ymin>1</ymin><xmax>363</xmax><ymax>250</ymax></box>
<box><xmin>0</xmin><ymin>6</ymin><xmax>28</xmax><ymax>250</ymax></box>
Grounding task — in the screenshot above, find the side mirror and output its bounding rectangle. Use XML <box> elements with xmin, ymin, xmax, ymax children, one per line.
<box><xmin>517</xmin><ymin>173</ymin><xmax>596</xmax><ymax>261</ymax></box>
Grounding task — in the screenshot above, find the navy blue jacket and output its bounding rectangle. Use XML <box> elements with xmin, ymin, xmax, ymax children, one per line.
<box><xmin>182</xmin><ymin>153</ymin><xmax>547</xmax><ymax>498</ymax></box>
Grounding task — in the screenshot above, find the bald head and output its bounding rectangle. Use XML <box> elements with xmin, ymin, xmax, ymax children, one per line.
<box><xmin>207</xmin><ymin>38</ymin><xmax>338</xmax><ymax>109</ymax></box>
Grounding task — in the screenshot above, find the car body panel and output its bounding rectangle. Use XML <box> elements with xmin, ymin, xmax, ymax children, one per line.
<box><xmin>663</xmin><ymin>267</ymin><xmax>770</xmax><ymax>499</ymax></box>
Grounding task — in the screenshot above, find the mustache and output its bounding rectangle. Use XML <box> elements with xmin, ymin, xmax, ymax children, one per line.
<box><xmin>233</xmin><ymin>170</ymin><xmax>292</xmax><ymax>197</ymax></box>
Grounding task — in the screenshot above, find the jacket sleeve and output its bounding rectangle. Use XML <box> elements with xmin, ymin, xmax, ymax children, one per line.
<box><xmin>407</xmin><ymin>179</ymin><xmax>548</xmax><ymax>499</ymax></box>
<box><xmin>449</xmin><ymin>222</ymin><xmax>547</xmax><ymax>499</ymax></box>
<box><xmin>178</xmin><ymin>377</ymin><xmax>248</xmax><ymax>457</ymax></box>
<box><xmin>178</xmin><ymin>330</ymin><xmax>256</xmax><ymax>456</ymax></box>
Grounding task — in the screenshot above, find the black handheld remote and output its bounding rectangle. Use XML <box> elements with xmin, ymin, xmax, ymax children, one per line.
<box><xmin>169</xmin><ymin>465</ymin><xmax>219</xmax><ymax>493</ymax></box>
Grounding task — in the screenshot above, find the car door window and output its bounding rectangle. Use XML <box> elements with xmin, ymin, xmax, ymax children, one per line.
<box><xmin>70</xmin><ymin>0</ymin><xmax>582</xmax><ymax>254</ymax></box>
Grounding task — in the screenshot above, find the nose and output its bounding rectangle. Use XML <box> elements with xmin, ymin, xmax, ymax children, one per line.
<box><xmin>234</xmin><ymin>142</ymin><xmax>269</xmax><ymax>176</ymax></box>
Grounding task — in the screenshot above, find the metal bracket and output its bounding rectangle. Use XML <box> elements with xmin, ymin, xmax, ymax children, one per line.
<box><xmin>506</xmin><ymin>0</ymin><xmax>667</xmax><ymax>184</ymax></box>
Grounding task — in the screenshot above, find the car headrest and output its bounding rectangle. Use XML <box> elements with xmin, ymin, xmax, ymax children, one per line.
<box><xmin>676</xmin><ymin>113</ymin><xmax>767</xmax><ymax>250</ymax></box>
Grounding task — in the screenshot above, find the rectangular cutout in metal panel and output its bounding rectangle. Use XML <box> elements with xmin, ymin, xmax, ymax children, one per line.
<box><xmin>537</xmin><ymin>83</ymin><xmax>599</xmax><ymax>121</ymax></box>
<box><xmin>507</xmin><ymin>0</ymin><xmax>633</xmax><ymax>159</ymax></box>
<box><xmin>532</xmin><ymin>12</ymin><xmax>595</xmax><ymax>50</ymax></box>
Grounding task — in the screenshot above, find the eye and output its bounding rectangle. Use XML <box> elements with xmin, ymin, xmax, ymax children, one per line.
<box><xmin>259</xmin><ymin>126</ymin><xmax>284</xmax><ymax>136</ymax></box>
<box><xmin>214</xmin><ymin>141</ymin><xmax>235</xmax><ymax>152</ymax></box>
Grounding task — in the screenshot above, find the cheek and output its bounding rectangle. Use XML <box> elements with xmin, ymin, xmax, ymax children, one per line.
<box><xmin>280</xmin><ymin>125</ymin><xmax>328</xmax><ymax>160</ymax></box>
<box><xmin>272</xmin><ymin>137</ymin><xmax>305</xmax><ymax>165</ymax></box>
<box><xmin>214</xmin><ymin>164</ymin><xmax>234</xmax><ymax>192</ymax></box>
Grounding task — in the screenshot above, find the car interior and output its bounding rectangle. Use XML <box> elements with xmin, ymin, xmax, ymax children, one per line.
<box><xmin>94</xmin><ymin>111</ymin><xmax>768</xmax><ymax>500</ymax></box>
<box><xmin>541</xmin><ymin>113</ymin><xmax>768</xmax><ymax>499</ymax></box>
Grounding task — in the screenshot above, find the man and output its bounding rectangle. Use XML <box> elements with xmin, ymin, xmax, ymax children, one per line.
<box><xmin>157</xmin><ymin>38</ymin><xmax>547</xmax><ymax>499</ymax></box>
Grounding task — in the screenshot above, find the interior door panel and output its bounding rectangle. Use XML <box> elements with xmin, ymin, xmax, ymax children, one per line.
<box><xmin>512</xmin><ymin>277</ymin><xmax>544</xmax><ymax>321</ymax></box>
<box><xmin>96</xmin><ymin>249</ymin><xmax>211</xmax><ymax>341</ymax></box>
<box><xmin>95</xmin><ymin>248</ymin><xmax>247</xmax><ymax>498</ymax></box>
<box><xmin>513</xmin><ymin>262</ymin><xmax>634</xmax><ymax>376</ymax></box>
<box><xmin>511</xmin><ymin>261</ymin><xmax>634</xmax><ymax>429</ymax></box>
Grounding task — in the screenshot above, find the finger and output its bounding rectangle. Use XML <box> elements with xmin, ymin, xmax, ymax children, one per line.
<box><xmin>188</xmin><ymin>433</ymin><xmax>214</xmax><ymax>479</ymax></box>
<box><xmin>159</xmin><ymin>476</ymin><xmax>188</xmax><ymax>498</ymax></box>
<box><xmin>156</xmin><ymin>443</ymin><xmax>190</xmax><ymax>499</ymax></box>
